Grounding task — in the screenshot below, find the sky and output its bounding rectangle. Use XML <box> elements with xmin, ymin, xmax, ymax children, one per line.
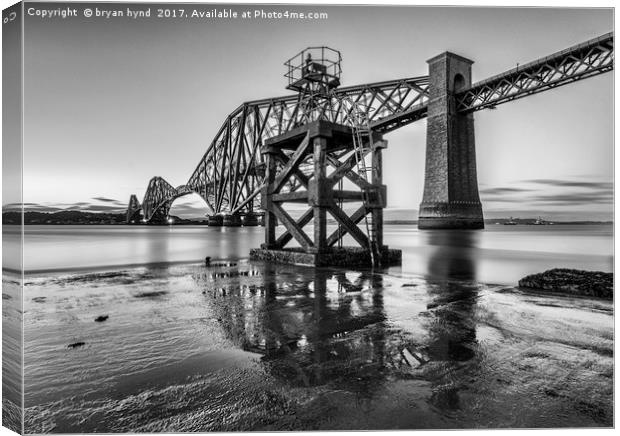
<box><xmin>3</xmin><ymin>2</ymin><xmax>614</xmax><ymax>220</ymax></box>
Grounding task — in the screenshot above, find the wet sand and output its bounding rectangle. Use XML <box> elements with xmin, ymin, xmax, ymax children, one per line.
<box><xmin>19</xmin><ymin>261</ymin><xmax>613</xmax><ymax>432</ymax></box>
<box><xmin>2</xmin><ymin>273</ymin><xmax>23</xmax><ymax>433</ymax></box>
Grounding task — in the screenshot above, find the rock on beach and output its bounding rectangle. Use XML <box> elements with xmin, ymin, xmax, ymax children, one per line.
<box><xmin>518</xmin><ymin>268</ymin><xmax>613</xmax><ymax>300</ymax></box>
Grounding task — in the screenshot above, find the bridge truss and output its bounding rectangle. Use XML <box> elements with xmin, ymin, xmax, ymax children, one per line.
<box><xmin>135</xmin><ymin>77</ymin><xmax>431</xmax><ymax>221</ymax></box>
<box><xmin>456</xmin><ymin>32</ymin><xmax>613</xmax><ymax>112</ymax></box>
<box><xmin>132</xmin><ymin>32</ymin><xmax>613</xmax><ymax>223</ymax></box>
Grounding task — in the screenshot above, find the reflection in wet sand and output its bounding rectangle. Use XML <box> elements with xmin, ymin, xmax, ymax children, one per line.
<box><xmin>426</xmin><ymin>230</ymin><xmax>479</xmax><ymax>282</ymax></box>
<box><xmin>188</xmin><ymin>237</ymin><xmax>612</xmax><ymax>429</ymax></box>
<box><xmin>2</xmin><ymin>273</ymin><xmax>23</xmax><ymax>433</ymax></box>
<box><xmin>200</xmin><ymin>265</ymin><xmax>389</xmax><ymax>394</ymax></box>
<box><xmin>21</xmin><ymin>257</ymin><xmax>613</xmax><ymax>432</ymax></box>
<box><xmin>424</xmin><ymin>230</ymin><xmax>480</xmax><ymax>412</ymax></box>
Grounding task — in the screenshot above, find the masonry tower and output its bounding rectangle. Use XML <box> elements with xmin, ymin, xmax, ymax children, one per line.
<box><xmin>418</xmin><ymin>52</ymin><xmax>484</xmax><ymax>229</ymax></box>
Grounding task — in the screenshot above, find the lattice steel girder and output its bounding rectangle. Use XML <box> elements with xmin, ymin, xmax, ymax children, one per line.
<box><xmin>126</xmin><ymin>194</ymin><xmax>142</xmax><ymax>223</ymax></box>
<box><xmin>185</xmin><ymin>77</ymin><xmax>430</xmax><ymax>215</ymax></box>
<box><xmin>141</xmin><ymin>178</ymin><xmax>216</xmax><ymax>222</ymax></box>
<box><xmin>141</xmin><ymin>176</ymin><xmax>177</xmax><ymax>221</ymax></box>
<box><xmin>456</xmin><ymin>32</ymin><xmax>614</xmax><ymax>112</ymax></box>
<box><xmin>140</xmin><ymin>32</ymin><xmax>613</xmax><ymax>219</ymax></box>
<box><xmin>261</xmin><ymin>120</ymin><xmax>385</xmax><ymax>252</ymax></box>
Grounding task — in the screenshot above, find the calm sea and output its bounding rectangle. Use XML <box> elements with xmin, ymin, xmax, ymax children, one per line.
<box><xmin>3</xmin><ymin>223</ymin><xmax>613</xmax><ymax>284</ymax></box>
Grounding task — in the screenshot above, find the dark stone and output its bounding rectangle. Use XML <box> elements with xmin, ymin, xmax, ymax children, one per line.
<box><xmin>242</xmin><ymin>213</ymin><xmax>260</xmax><ymax>226</ymax></box>
<box><xmin>68</xmin><ymin>342</ymin><xmax>86</xmax><ymax>349</ymax></box>
<box><xmin>134</xmin><ymin>291</ymin><xmax>168</xmax><ymax>298</ymax></box>
<box><xmin>207</xmin><ymin>215</ymin><xmax>223</xmax><ymax>226</ymax></box>
<box><xmin>518</xmin><ymin>268</ymin><xmax>613</xmax><ymax>300</ymax></box>
<box><xmin>223</xmin><ymin>214</ymin><xmax>242</xmax><ymax>227</ymax></box>
<box><xmin>94</xmin><ymin>315</ymin><xmax>109</xmax><ymax>322</ymax></box>
<box><xmin>543</xmin><ymin>388</ymin><xmax>560</xmax><ymax>398</ymax></box>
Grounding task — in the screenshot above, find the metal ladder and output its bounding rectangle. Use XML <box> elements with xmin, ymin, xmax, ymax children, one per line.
<box><xmin>338</xmin><ymin>95</ymin><xmax>380</xmax><ymax>267</ymax></box>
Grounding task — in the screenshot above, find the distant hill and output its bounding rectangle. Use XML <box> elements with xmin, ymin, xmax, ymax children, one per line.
<box><xmin>2</xmin><ymin>210</ymin><xmax>210</xmax><ymax>225</ymax></box>
<box><xmin>3</xmin><ymin>210</ymin><xmax>126</xmax><ymax>225</ymax></box>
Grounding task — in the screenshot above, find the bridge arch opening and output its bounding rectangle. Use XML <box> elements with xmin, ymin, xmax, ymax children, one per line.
<box><xmin>168</xmin><ymin>192</ymin><xmax>212</xmax><ymax>223</ymax></box>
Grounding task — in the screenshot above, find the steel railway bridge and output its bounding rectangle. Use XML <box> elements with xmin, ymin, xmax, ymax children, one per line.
<box><xmin>127</xmin><ymin>32</ymin><xmax>613</xmax><ymax>227</ymax></box>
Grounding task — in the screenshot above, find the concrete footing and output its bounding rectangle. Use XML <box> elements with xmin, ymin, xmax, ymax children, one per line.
<box><xmin>249</xmin><ymin>247</ymin><xmax>402</xmax><ymax>268</ymax></box>
<box><xmin>223</xmin><ymin>214</ymin><xmax>242</xmax><ymax>227</ymax></box>
<box><xmin>207</xmin><ymin>215</ymin><xmax>223</xmax><ymax>226</ymax></box>
<box><xmin>242</xmin><ymin>213</ymin><xmax>260</xmax><ymax>226</ymax></box>
<box><xmin>418</xmin><ymin>201</ymin><xmax>484</xmax><ymax>229</ymax></box>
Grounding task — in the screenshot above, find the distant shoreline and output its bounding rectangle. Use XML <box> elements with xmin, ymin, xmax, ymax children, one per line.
<box><xmin>383</xmin><ymin>220</ymin><xmax>613</xmax><ymax>226</ymax></box>
<box><xmin>2</xmin><ymin>221</ymin><xmax>613</xmax><ymax>226</ymax></box>
<box><xmin>1</xmin><ymin>210</ymin><xmax>613</xmax><ymax>226</ymax></box>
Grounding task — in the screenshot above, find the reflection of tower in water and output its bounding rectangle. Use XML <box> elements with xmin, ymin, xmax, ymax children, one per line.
<box><xmin>196</xmin><ymin>244</ymin><xmax>483</xmax><ymax>414</ymax></box>
<box><xmin>145</xmin><ymin>230</ymin><xmax>171</xmax><ymax>265</ymax></box>
<box><xmin>424</xmin><ymin>230</ymin><xmax>481</xmax><ymax>412</ymax></box>
<box><xmin>426</xmin><ymin>230</ymin><xmax>479</xmax><ymax>282</ymax></box>
<box><xmin>199</xmin><ymin>263</ymin><xmax>388</xmax><ymax>396</ymax></box>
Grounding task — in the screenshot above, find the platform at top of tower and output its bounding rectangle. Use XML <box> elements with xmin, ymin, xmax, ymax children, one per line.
<box><xmin>285</xmin><ymin>47</ymin><xmax>342</xmax><ymax>92</ymax></box>
<box><xmin>262</xmin><ymin>120</ymin><xmax>383</xmax><ymax>154</ymax></box>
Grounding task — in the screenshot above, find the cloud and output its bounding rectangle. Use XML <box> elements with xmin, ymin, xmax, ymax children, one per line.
<box><xmin>171</xmin><ymin>198</ymin><xmax>198</xmax><ymax>206</ymax></box>
<box><xmin>480</xmin><ymin>187</ymin><xmax>532</xmax><ymax>195</ymax></box>
<box><xmin>92</xmin><ymin>197</ymin><xmax>122</xmax><ymax>204</ymax></box>
<box><xmin>58</xmin><ymin>202</ymin><xmax>125</xmax><ymax>212</ymax></box>
<box><xmin>525</xmin><ymin>179</ymin><xmax>613</xmax><ymax>190</ymax></box>
<box><xmin>481</xmin><ymin>178</ymin><xmax>613</xmax><ymax>207</ymax></box>
<box><xmin>169</xmin><ymin>203</ymin><xmax>211</xmax><ymax>216</ymax></box>
<box><xmin>23</xmin><ymin>203</ymin><xmax>64</xmax><ymax>213</ymax></box>
<box><xmin>78</xmin><ymin>204</ymin><xmax>126</xmax><ymax>212</ymax></box>
<box><xmin>4</xmin><ymin>201</ymin><xmax>127</xmax><ymax>214</ymax></box>
<box><xmin>3</xmin><ymin>202</ymin><xmax>41</xmax><ymax>211</ymax></box>
<box><xmin>529</xmin><ymin>192</ymin><xmax>613</xmax><ymax>205</ymax></box>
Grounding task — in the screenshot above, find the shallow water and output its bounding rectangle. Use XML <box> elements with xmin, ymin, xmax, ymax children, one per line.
<box><xmin>3</xmin><ymin>223</ymin><xmax>613</xmax><ymax>285</ymax></box>
<box><xmin>21</xmin><ymin>261</ymin><xmax>613</xmax><ymax>432</ymax></box>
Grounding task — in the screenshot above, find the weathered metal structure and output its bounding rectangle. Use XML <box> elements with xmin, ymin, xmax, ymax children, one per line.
<box><xmin>248</xmin><ymin>47</ymin><xmax>400</xmax><ymax>266</ymax></box>
<box><xmin>128</xmin><ymin>32</ymin><xmax>613</xmax><ymax>228</ymax></box>
<box><xmin>250</xmin><ymin>119</ymin><xmax>400</xmax><ymax>266</ymax></box>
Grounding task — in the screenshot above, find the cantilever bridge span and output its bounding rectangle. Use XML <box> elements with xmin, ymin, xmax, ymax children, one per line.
<box><xmin>128</xmin><ymin>32</ymin><xmax>613</xmax><ymax>226</ymax></box>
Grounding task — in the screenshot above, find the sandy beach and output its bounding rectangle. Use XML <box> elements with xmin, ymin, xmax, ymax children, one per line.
<box><xmin>2</xmin><ymin>273</ymin><xmax>23</xmax><ymax>433</ymax></box>
<box><xmin>16</xmin><ymin>260</ymin><xmax>613</xmax><ymax>432</ymax></box>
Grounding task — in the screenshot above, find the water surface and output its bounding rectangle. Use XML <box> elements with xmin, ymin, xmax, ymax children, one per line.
<box><xmin>4</xmin><ymin>223</ymin><xmax>613</xmax><ymax>431</ymax></box>
<box><xmin>3</xmin><ymin>223</ymin><xmax>613</xmax><ymax>284</ymax></box>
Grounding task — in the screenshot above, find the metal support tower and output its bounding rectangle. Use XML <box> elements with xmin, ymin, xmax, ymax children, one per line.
<box><xmin>252</xmin><ymin>120</ymin><xmax>399</xmax><ymax>267</ymax></box>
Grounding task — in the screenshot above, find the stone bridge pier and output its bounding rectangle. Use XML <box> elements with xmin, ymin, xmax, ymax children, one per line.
<box><xmin>418</xmin><ymin>52</ymin><xmax>484</xmax><ymax>229</ymax></box>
